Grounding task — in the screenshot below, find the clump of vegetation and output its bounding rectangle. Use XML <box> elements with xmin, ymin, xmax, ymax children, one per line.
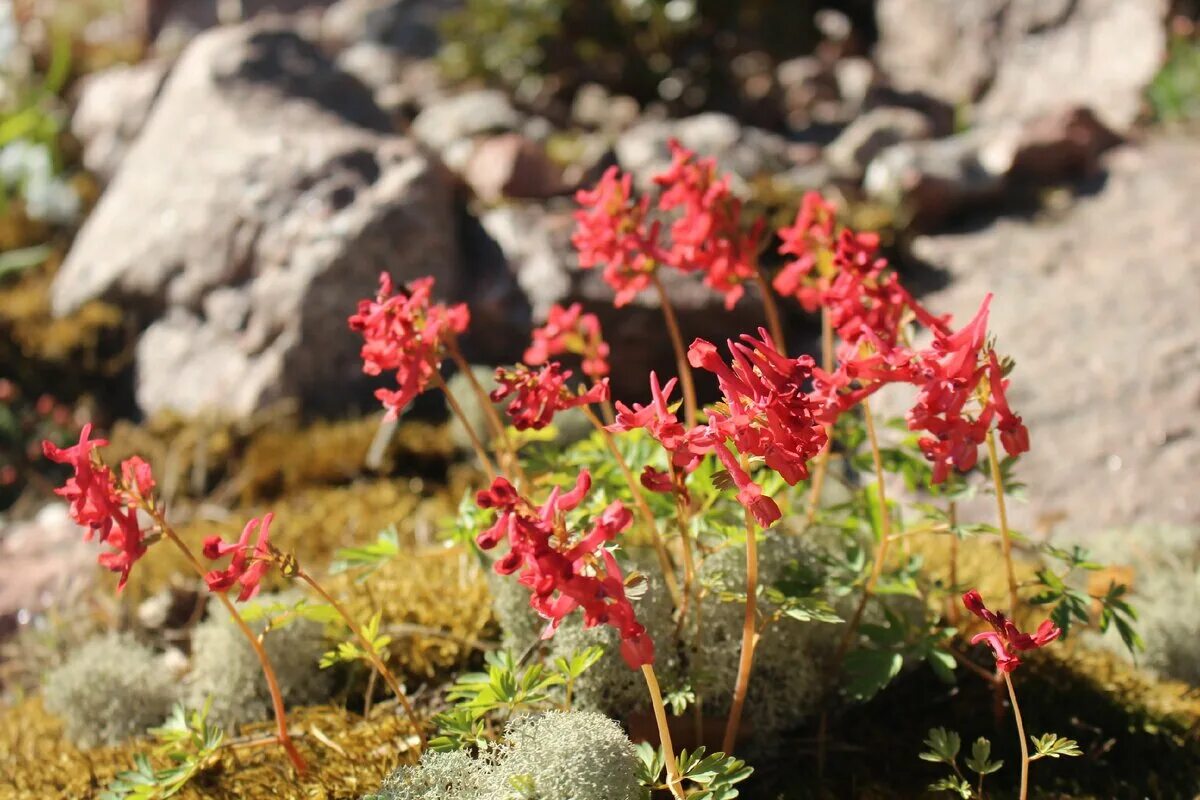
<box><xmin>1148</xmin><ymin>19</ymin><xmax>1200</xmax><ymax>124</ymax></box>
<box><xmin>43</xmin><ymin>633</ymin><xmax>176</xmax><ymax>747</ymax></box>
<box><xmin>438</xmin><ymin>0</ymin><xmax>830</xmax><ymax>113</ymax></box>
<box><xmin>186</xmin><ymin>594</ymin><xmax>332</xmax><ymax>730</ymax></box>
<box><xmin>366</xmin><ymin>748</ymin><xmax>497</xmax><ymax>800</ymax></box>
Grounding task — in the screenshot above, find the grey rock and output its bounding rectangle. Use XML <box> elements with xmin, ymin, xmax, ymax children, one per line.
<box><xmin>0</xmin><ymin>504</ymin><xmax>95</xmax><ymax>638</ymax></box>
<box><xmin>903</xmin><ymin>138</ymin><xmax>1200</xmax><ymax>536</ymax></box>
<box><xmin>825</xmin><ymin>106</ymin><xmax>933</xmax><ymax>180</ymax></box>
<box><xmin>321</xmin><ymin>0</ymin><xmax>461</xmax><ymax>57</ymax></box>
<box><xmin>874</xmin><ymin>0</ymin><xmax>1167</xmax><ymax>133</ymax></box>
<box><xmin>410</xmin><ymin>89</ymin><xmax>524</xmax><ymax>153</ymax></box>
<box><xmin>54</xmin><ymin>23</ymin><xmax>460</xmax><ymax>418</ymax></box>
<box><xmin>571</xmin><ymin>82</ymin><xmax>640</xmax><ymax>132</ymax></box>
<box><xmin>70</xmin><ymin>59</ymin><xmax>170</xmax><ymax>182</ymax></box>
<box><xmin>462</xmin><ymin>133</ymin><xmax>566</xmax><ymax>203</ymax></box>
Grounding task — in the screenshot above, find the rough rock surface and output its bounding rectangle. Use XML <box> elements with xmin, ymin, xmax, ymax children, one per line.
<box><xmin>70</xmin><ymin>60</ymin><xmax>170</xmax><ymax>182</ymax></box>
<box><xmin>900</xmin><ymin>138</ymin><xmax>1200</xmax><ymax>537</ymax></box>
<box><xmin>874</xmin><ymin>0</ymin><xmax>1167</xmax><ymax>133</ymax></box>
<box><xmin>0</xmin><ymin>505</ymin><xmax>95</xmax><ymax>638</ymax></box>
<box><xmin>53</xmin><ymin>23</ymin><xmax>460</xmax><ymax>417</ymax></box>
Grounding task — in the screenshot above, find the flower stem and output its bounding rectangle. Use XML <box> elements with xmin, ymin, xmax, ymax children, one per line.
<box><xmin>581</xmin><ymin>406</ymin><xmax>682</xmax><ymax>608</ymax></box>
<box><xmin>651</xmin><ymin>273</ymin><xmax>699</xmax><ymax>427</ymax></box>
<box><xmin>948</xmin><ymin>500</ymin><xmax>961</xmax><ymax>625</ymax></box>
<box><xmin>295</xmin><ymin>570</ymin><xmax>426</xmax><ymax>751</ymax></box>
<box><xmin>444</xmin><ymin>340</ymin><xmax>527</xmax><ymax>485</ymax></box>
<box><xmin>642</xmin><ymin>663</ymin><xmax>687</xmax><ymax>800</ymax></box>
<box><xmin>429</xmin><ymin>369</ymin><xmax>497</xmax><ymax>482</ymax></box>
<box><xmin>1003</xmin><ymin>671</ymin><xmax>1030</xmax><ymax>800</ymax></box>
<box><xmin>985</xmin><ymin>431</ymin><xmax>1019</xmax><ymax>615</ymax></box>
<box><xmin>804</xmin><ymin>307</ymin><xmax>835</xmax><ymax>526</ymax></box>
<box><xmin>722</xmin><ymin>504</ymin><xmax>760</xmax><ymax>755</ymax></box>
<box><xmin>669</xmin><ymin>464</ymin><xmax>697</xmax><ymax>640</ymax></box>
<box><xmin>833</xmin><ymin>397</ymin><xmax>892</xmax><ymax>665</ymax></box>
<box><xmin>147</xmin><ymin>508</ymin><xmax>307</xmax><ymax>775</ymax></box>
<box><xmin>753</xmin><ymin>269</ymin><xmax>787</xmax><ymax>355</ymax></box>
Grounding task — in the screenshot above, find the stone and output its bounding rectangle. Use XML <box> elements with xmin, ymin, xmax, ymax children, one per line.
<box><xmin>864</xmin><ymin>129</ymin><xmax>1015</xmax><ymax>227</ymax></box>
<box><xmin>53</xmin><ymin>23</ymin><xmax>461</xmax><ymax>418</ymax></box>
<box><xmin>335</xmin><ymin>41</ymin><xmax>447</xmax><ymax>119</ymax></box>
<box><xmin>901</xmin><ymin>138</ymin><xmax>1200</xmax><ymax>536</ymax></box>
<box><xmin>462</xmin><ymin>133</ymin><xmax>566</xmax><ymax>203</ymax></box>
<box><xmin>70</xmin><ymin>59</ymin><xmax>170</xmax><ymax>182</ymax></box>
<box><xmin>615</xmin><ymin>112</ymin><xmax>792</xmax><ymax>194</ymax></box>
<box><xmin>571</xmin><ymin>83</ymin><xmax>640</xmax><ymax>132</ymax></box>
<box><xmin>874</xmin><ymin>0</ymin><xmax>1167</xmax><ymax>133</ymax></box>
<box><xmin>410</xmin><ymin>89</ymin><xmax>524</xmax><ymax>154</ymax></box>
<box><xmin>150</xmin><ymin>0</ymin><xmax>329</xmax><ymax>53</ymax></box>
<box><xmin>1008</xmin><ymin>106</ymin><xmax>1121</xmax><ymax>183</ymax></box>
<box><xmin>824</xmin><ymin>106</ymin><xmax>933</xmax><ymax>180</ymax></box>
<box><xmin>0</xmin><ymin>504</ymin><xmax>95</xmax><ymax>639</ymax></box>
<box><xmin>321</xmin><ymin>0</ymin><xmax>461</xmax><ymax>57</ymax></box>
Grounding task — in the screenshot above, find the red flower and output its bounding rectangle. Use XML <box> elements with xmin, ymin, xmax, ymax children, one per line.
<box><xmin>490</xmin><ymin>362</ymin><xmax>610</xmax><ymax>431</ymax></box>
<box><xmin>572</xmin><ymin>166</ymin><xmax>661</xmax><ymax>307</ymax></box>
<box><xmin>348</xmin><ymin>274</ymin><xmax>470</xmax><ymax>419</ymax></box>
<box><xmin>474</xmin><ymin>472</ymin><xmax>653</xmax><ymax>668</ymax></box>
<box><xmin>203</xmin><ymin>514</ymin><xmax>275</xmax><ymax>602</ymax></box>
<box><xmin>608</xmin><ymin>372</ymin><xmax>706</xmax><ymax>471</ymax></box>
<box><xmin>524</xmin><ymin>303</ymin><xmax>611</xmax><ymax>380</ymax></box>
<box><xmin>42</xmin><ymin>425</ymin><xmax>155</xmax><ymax>591</ymax></box>
<box><xmin>653</xmin><ymin>140</ymin><xmax>764</xmax><ymax>309</ymax></box>
<box><xmin>962</xmin><ymin>589</ymin><xmax>1061</xmax><ymax>672</ymax></box>
<box><xmin>688</xmin><ymin>328</ymin><xmax>828</xmax><ymax>485</ymax></box>
<box><xmin>774</xmin><ymin>191</ymin><xmax>838</xmax><ymax>310</ymax></box>
<box><xmin>988</xmin><ymin>351</ymin><xmax>1030</xmax><ymax>458</ymax></box>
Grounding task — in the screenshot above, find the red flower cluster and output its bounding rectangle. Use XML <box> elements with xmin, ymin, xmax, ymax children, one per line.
<box><xmin>572</xmin><ymin>140</ymin><xmax>764</xmax><ymax>309</ymax></box>
<box><xmin>653</xmin><ymin>141</ymin><xmax>765</xmax><ymax>309</ymax></box>
<box><xmin>42</xmin><ymin>425</ymin><xmax>153</xmax><ymax>591</ymax></box>
<box><xmin>524</xmin><ymin>302</ymin><xmax>611</xmax><ymax>380</ymax></box>
<box><xmin>572</xmin><ymin>167</ymin><xmax>659</xmax><ymax>307</ymax></box>
<box><xmin>688</xmin><ymin>329</ymin><xmax>828</xmax><ymax>526</ymax></box>
<box><xmin>608</xmin><ymin>372</ymin><xmax>706</xmax><ymax>472</ymax></box>
<box><xmin>203</xmin><ymin>513</ymin><xmax>275</xmax><ymax>602</ymax></box>
<box><xmin>490</xmin><ymin>362</ymin><xmax>610</xmax><ymax>430</ymax></box>
<box><xmin>773</xmin><ymin>191</ymin><xmax>838</xmax><ymax>310</ymax></box>
<box><xmin>348</xmin><ymin>273</ymin><xmax>470</xmax><ymax>419</ymax></box>
<box><xmin>474</xmin><ymin>472</ymin><xmax>654</xmax><ymax>669</ymax></box>
<box><xmin>962</xmin><ymin>589</ymin><xmax>1061</xmax><ymax>673</ymax></box>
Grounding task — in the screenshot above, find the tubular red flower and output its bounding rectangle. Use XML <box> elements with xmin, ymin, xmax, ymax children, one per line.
<box><xmin>608</xmin><ymin>372</ymin><xmax>706</xmax><ymax>471</ymax></box>
<box><xmin>572</xmin><ymin>166</ymin><xmax>661</xmax><ymax>307</ymax></box>
<box><xmin>473</xmin><ymin>472</ymin><xmax>654</xmax><ymax>668</ymax></box>
<box><xmin>961</xmin><ymin>589</ymin><xmax>1061</xmax><ymax>672</ymax></box>
<box><xmin>774</xmin><ymin>191</ymin><xmax>838</xmax><ymax>309</ymax></box>
<box><xmin>524</xmin><ymin>302</ymin><xmax>611</xmax><ymax>380</ymax></box>
<box><xmin>491</xmin><ymin>362</ymin><xmax>610</xmax><ymax>430</ymax></box>
<box><xmin>203</xmin><ymin>513</ymin><xmax>276</xmax><ymax>602</ymax></box>
<box><xmin>348</xmin><ymin>273</ymin><xmax>470</xmax><ymax>419</ymax></box>
<box><xmin>43</xmin><ymin>426</ymin><xmax>155</xmax><ymax>592</ymax></box>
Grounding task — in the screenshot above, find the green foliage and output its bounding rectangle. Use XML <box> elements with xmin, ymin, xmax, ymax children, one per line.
<box><xmin>320</xmin><ymin>611</ymin><xmax>392</xmax><ymax>669</ymax></box>
<box><xmin>1030</xmin><ymin>733</ymin><xmax>1083</xmax><ymax>761</ymax></box>
<box><xmin>329</xmin><ymin>525</ymin><xmax>402</xmax><ymax>580</ymax></box>
<box><xmin>99</xmin><ymin>702</ymin><xmax>224</xmax><ymax>800</ymax></box>
<box><xmin>1029</xmin><ymin>543</ymin><xmax>1141</xmax><ymax>655</ymax></box>
<box><xmin>920</xmin><ymin>729</ymin><xmax>1001</xmax><ymax>799</ymax></box>
<box><xmin>44</xmin><ymin>633</ymin><xmax>177</xmax><ymax>747</ymax></box>
<box><xmin>1149</xmin><ymin>32</ymin><xmax>1200</xmax><ymax>124</ymax></box>
<box><xmin>636</xmin><ymin>743</ymin><xmax>752</xmax><ymax>799</ymax></box>
<box><xmin>187</xmin><ymin>594</ymin><xmax>331</xmax><ymax>729</ymax></box>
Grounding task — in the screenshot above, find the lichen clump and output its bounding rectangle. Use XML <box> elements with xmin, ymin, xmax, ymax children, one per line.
<box><xmin>43</xmin><ymin>633</ymin><xmax>176</xmax><ymax>747</ymax></box>
<box><xmin>186</xmin><ymin>594</ymin><xmax>331</xmax><ymax>730</ymax></box>
<box><xmin>366</xmin><ymin>711</ymin><xmax>643</xmax><ymax>800</ymax></box>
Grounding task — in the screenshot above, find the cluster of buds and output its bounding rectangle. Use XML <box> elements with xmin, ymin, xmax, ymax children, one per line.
<box><xmin>572</xmin><ymin>140</ymin><xmax>764</xmax><ymax>309</ymax></box>
<box><xmin>524</xmin><ymin>302</ymin><xmax>611</xmax><ymax>381</ymax></box>
<box><xmin>348</xmin><ymin>274</ymin><xmax>469</xmax><ymax>419</ymax></box>
<box><xmin>474</xmin><ymin>472</ymin><xmax>654</xmax><ymax>669</ymax></box>
<box><xmin>962</xmin><ymin>589</ymin><xmax>1061</xmax><ymax>672</ymax></box>
<box><xmin>41</xmin><ymin>425</ymin><xmax>156</xmax><ymax>590</ymax></box>
<box><xmin>490</xmin><ymin>362</ymin><xmax>610</xmax><ymax>431</ymax></box>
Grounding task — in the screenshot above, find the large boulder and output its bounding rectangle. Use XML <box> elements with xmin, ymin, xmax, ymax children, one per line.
<box><xmin>874</xmin><ymin>0</ymin><xmax>1167</xmax><ymax>133</ymax></box>
<box><xmin>53</xmin><ymin>23</ymin><xmax>461</xmax><ymax>418</ymax></box>
<box><xmin>896</xmin><ymin>138</ymin><xmax>1200</xmax><ymax>537</ymax></box>
<box><xmin>70</xmin><ymin>60</ymin><xmax>171</xmax><ymax>182</ymax></box>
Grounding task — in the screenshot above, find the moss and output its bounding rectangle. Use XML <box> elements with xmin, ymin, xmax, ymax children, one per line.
<box><xmin>42</xmin><ymin>632</ymin><xmax>177</xmax><ymax>747</ymax></box>
<box><xmin>0</xmin><ymin>697</ymin><xmax>419</xmax><ymax>799</ymax></box>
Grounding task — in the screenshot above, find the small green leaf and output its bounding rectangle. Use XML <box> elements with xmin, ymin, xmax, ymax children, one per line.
<box><xmin>919</xmin><ymin>727</ymin><xmax>962</xmax><ymax>765</ymax></box>
<box><xmin>965</xmin><ymin>737</ymin><xmax>1003</xmax><ymax>775</ymax></box>
<box><xmin>1030</xmin><ymin>733</ymin><xmax>1083</xmax><ymax>760</ymax></box>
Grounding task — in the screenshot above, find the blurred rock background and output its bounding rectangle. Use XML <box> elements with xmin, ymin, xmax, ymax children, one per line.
<box><xmin>1</xmin><ymin>0</ymin><xmax>1198</xmax><ymax>664</ymax></box>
